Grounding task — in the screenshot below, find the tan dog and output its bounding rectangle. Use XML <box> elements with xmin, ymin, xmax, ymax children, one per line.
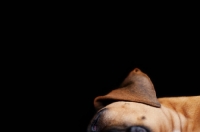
<box><xmin>87</xmin><ymin>68</ymin><xmax>200</xmax><ymax>132</ymax></box>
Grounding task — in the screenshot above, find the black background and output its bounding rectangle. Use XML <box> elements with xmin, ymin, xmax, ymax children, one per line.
<box><xmin>36</xmin><ymin>10</ymin><xmax>200</xmax><ymax>131</ymax></box>
<box><xmin>9</xmin><ymin>4</ymin><xmax>200</xmax><ymax>131</ymax></box>
<box><xmin>62</xmin><ymin>50</ymin><xmax>200</xmax><ymax>132</ymax></box>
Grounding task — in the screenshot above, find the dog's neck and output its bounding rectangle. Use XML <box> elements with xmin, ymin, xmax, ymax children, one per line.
<box><xmin>160</xmin><ymin>104</ymin><xmax>184</xmax><ymax>132</ymax></box>
<box><xmin>159</xmin><ymin>96</ymin><xmax>200</xmax><ymax>132</ymax></box>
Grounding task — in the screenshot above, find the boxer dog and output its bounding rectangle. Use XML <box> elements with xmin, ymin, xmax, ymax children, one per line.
<box><xmin>87</xmin><ymin>68</ymin><xmax>200</xmax><ymax>132</ymax></box>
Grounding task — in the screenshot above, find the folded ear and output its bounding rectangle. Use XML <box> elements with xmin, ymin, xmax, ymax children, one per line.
<box><xmin>94</xmin><ymin>68</ymin><xmax>161</xmax><ymax>110</ymax></box>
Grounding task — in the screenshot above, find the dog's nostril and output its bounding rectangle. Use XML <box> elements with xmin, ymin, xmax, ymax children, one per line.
<box><xmin>127</xmin><ymin>126</ymin><xmax>148</xmax><ymax>132</ymax></box>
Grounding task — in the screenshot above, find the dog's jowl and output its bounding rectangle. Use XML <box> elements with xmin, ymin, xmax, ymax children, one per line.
<box><xmin>87</xmin><ymin>68</ymin><xmax>200</xmax><ymax>132</ymax></box>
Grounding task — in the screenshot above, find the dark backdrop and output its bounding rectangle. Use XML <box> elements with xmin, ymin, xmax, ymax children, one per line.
<box><xmin>13</xmin><ymin>6</ymin><xmax>200</xmax><ymax>131</ymax></box>
<box><xmin>64</xmin><ymin>52</ymin><xmax>200</xmax><ymax>132</ymax></box>
<box><xmin>18</xmin><ymin>47</ymin><xmax>200</xmax><ymax>131</ymax></box>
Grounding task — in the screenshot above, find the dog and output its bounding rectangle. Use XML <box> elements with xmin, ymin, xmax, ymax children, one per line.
<box><xmin>87</xmin><ymin>68</ymin><xmax>200</xmax><ymax>132</ymax></box>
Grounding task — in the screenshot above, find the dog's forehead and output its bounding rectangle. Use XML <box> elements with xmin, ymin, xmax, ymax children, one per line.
<box><xmin>96</xmin><ymin>102</ymin><xmax>156</xmax><ymax>129</ymax></box>
<box><xmin>101</xmin><ymin>101</ymin><xmax>152</xmax><ymax>123</ymax></box>
<box><xmin>105</xmin><ymin>101</ymin><xmax>152</xmax><ymax>112</ymax></box>
<box><xmin>103</xmin><ymin>101</ymin><xmax>162</xmax><ymax>122</ymax></box>
<box><xmin>89</xmin><ymin>101</ymin><xmax>167</xmax><ymax>132</ymax></box>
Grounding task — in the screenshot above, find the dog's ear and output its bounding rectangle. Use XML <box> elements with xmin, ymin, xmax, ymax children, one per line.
<box><xmin>94</xmin><ymin>68</ymin><xmax>161</xmax><ymax>110</ymax></box>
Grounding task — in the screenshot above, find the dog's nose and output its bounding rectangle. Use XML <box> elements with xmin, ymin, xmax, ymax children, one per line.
<box><xmin>127</xmin><ymin>126</ymin><xmax>148</xmax><ymax>132</ymax></box>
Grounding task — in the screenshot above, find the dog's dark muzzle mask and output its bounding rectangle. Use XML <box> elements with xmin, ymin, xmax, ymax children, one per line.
<box><xmin>87</xmin><ymin>108</ymin><xmax>150</xmax><ymax>132</ymax></box>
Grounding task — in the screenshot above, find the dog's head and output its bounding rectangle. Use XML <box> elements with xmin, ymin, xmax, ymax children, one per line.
<box><xmin>87</xmin><ymin>68</ymin><xmax>163</xmax><ymax>132</ymax></box>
